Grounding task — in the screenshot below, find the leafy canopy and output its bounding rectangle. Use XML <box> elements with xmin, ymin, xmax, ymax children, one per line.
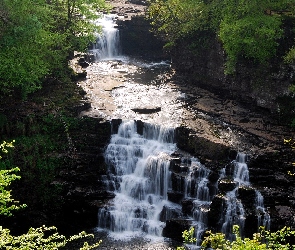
<box><xmin>147</xmin><ymin>0</ymin><xmax>295</xmax><ymax>74</ymax></box>
<box><xmin>0</xmin><ymin>0</ymin><xmax>109</xmax><ymax>97</ymax></box>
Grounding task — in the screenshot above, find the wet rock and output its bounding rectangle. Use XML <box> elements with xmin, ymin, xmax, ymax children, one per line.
<box><xmin>228</xmin><ymin>150</ymin><xmax>238</xmax><ymax>161</ymax></box>
<box><xmin>237</xmin><ymin>186</ymin><xmax>256</xmax><ymax>206</ymax></box>
<box><xmin>111</xmin><ymin>119</ymin><xmax>122</xmax><ymax>134</ymax></box>
<box><xmin>75</xmin><ymin>71</ymin><xmax>87</xmax><ymax>80</ymax></box>
<box><xmin>181</xmin><ymin>199</ymin><xmax>194</xmax><ymax>216</ymax></box>
<box><xmin>135</xmin><ymin>119</ymin><xmax>144</xmax><ymax>135</ymax></box>
<box><xmin>72</xmin><ymin>102</ymin><xmax>91</xmax><ymax>115</ymax></box>
<box><xmin>163</xmin><ymin>219</ymin><xmax>194</xmax><ymax>242</ymax></box>
<box><xmin>175</xmin><ymin>126</ymin><xmax>229</xmax><ymax>161</ymax></box>
<box><xmin>208</xmin><ymin>195</ymin><xmax>226</xmax><ymax>230</ymax></box>
<box><xmin>218</xmin><ymin>179</ymin><xmax>237</xmax><ymax>193</ymax></box>
<box><xmin>159</xmin><ymin>205</ymin><xmax>182</xmax><ymax>222</ymax></box>
<box><xmin>244</xmin><ymin>214</ymin><xmax>259</xmax><ymax>238</ymax></box>
<box><xmin>239</xmin><ymin>118</ymin><xmax>250</xmax><ymax>123</ymax></box>
<box><xmin>169</xmin><ymin>158</ymin><xmax>182</xmax><ymax>172</ymax></box>
<box><xmin>167</xmin><ymin>191</ymin><xmax>184</xmax><ymax>204</ymax></box>
<box><xmin>171</xmin><ymin>172</ymin><xmax>185</xmax><ymax>193</ymax></box>
<box><xmin>78</xmin><ymin>58</ymin><xmax>90</xmax><ymax>68</ymax></box>
<box><xmin>118</xmin><ymin>15</ymin><xmax>167</xmax><ymax>60</ymax></box>
<box><xmin>85</xmin><ymin>53</ymin><xmax>95</xmax><ymax>62</ymax></box>
<box><xmin>208</xmin><ymin>171</ymin><xmax>220</xmax><ymax>183</ymax></box>
<box><xmin>271</xmin><ymin>205</ymin><xmax>295</xmax><ymax>230</ymax></box>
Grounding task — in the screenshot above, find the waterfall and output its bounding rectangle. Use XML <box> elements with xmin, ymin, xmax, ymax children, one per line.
<box><xmin>98</xmin><ymin>120</ymin><xmax>178</xmax><ymax>238</ymax></box>
<box><xmin>184</xmin><ymin>158</ymin><xmax>211</xmax><ymax>245</ymax></box>
<box><xmin>90</xmin><ymin>14</ymin><xmax>120</xmax><ymax>60</ymax></box>
<box><xmin>255</xmin><ymin>190</ymin><xmax>270</xmax><ymax>230</ymax></box>
<box><xmin>220</xmin><ymin>153</ymin><xmax>270</xmax><ymax>239</ymax></box>
<box><xmin>221</xmin><ymin>190</ymin><xmax>246</xmax><ymax>240</ymax></box>
<box><xmin>233</xmin><ymin>153</ymin><xmax>249</xmax><ymax>185</ymax></box>
<box><xmin>98</xmin><ymin>124</ymin><xmax>270</xmax><ymax>245</ymax></box>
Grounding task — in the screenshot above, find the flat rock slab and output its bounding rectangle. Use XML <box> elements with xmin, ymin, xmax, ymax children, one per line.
<box><xmin>131</xmin><ymin>107</ymin><xmax>161</xmax><ymax>114</ymax></box>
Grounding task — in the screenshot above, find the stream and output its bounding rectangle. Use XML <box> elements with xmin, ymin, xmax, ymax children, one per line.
<box><xmin>75</xmin><ymin>14</ymin><xmax>270</xmax><ymax>249</ymax></box>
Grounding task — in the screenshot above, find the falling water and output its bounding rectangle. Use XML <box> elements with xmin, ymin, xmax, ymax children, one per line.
<box><xmin>182</xmin><ymin>158</ymin><xmax>211</xmax><ymax>245</ymax></box>
<box><xmin>233</xmin><ymin>153</ymin><xmax>249</xmax><ymax>185</ymax></box>
<box><xmin>221</xmin><ymin>153</ymin><xmax>248</xmax><ymax>239</ymax></box>
<box><xmin>90</xmin><ymin>14</ymin><xmax>120</xmax><ymax>60</ymax></box>
<box><xmin>255</xmin><ymin>190</ymin><xmax>271</xmax><ymax>230</ymax></box>
<box><xmin>221</xmin><ymin>153</ymin><xmax>270</xmax><ymax>239</ymax></box>
<box><xmin>98</xmin><ymin>120</ymin><xmax>179</xmax><ymax>238</ymax></box>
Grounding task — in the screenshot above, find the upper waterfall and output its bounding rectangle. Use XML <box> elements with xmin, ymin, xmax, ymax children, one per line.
<box><xmin>90</xmin><ymin>14</ymin><xmax>121</xmax><ymax>60</ymax></box>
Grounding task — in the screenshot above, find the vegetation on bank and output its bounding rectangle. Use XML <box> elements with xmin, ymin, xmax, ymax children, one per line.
<box><xmin>0</xmin><ymin>0</ymin><xmax>110</xmax><ymax>248</ymax></box>
<box><xmin>178</xmin><ymin>225</ymin><xmax>295</xmax><ymax>249</ymax></box>
<box><xmin>147</xmin><ymin>0</ymin><xmax>295</xmax><ymax>74</ymax></box>
<box><xmin>0</xmin><ymin>141</ymin><xmax>102</xmax><ymax>249</ymax></box>
<box><xmin>0</xmin><ymin>0</ymin><xmax>110</xmax><ymax>98</ymax></box>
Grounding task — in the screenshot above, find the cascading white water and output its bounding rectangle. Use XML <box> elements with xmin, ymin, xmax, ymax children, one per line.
<box><xmin>221</xmin><ymin>189</ymin><xmax>246</xmax><ymax>239</ymax></box>
<box><xmin>221</xmin><ymin>153</ymin><xmax>248</xmax><ymax>239</ymax></box>
<box><xmin>98</xmin><ymin>120</ymin><xmax>179</xmax><ymax>238</ymax></box>
<box><xmin>233</xmin><ymin>153</ymin><xmax>249</xmax><ymax>185</ymax></box>
<box><xmin>183</xmin><ymin>158</ymin><xmax>211</xmax><ymax>246</ymax></box>
<box><xmin>255</xmin><ymin>190</ymin><xmax>270</xmax><ymax>230</ymax></box>
<box><xmin>90</xmin><ymin>14</ymin><xmax>120</xmax><ymax>60</ymax></box>
<box><xmin>221</xmin><ymin>153</ymin><xmax>270</xmax><ymax>239</ymax></box>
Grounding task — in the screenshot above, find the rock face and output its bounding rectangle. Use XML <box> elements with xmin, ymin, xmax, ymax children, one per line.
<box><xmin>52</xmin><ymin>118</ymin><xmax>113</xmax><ymax>232</ymax></box>
<box><xmin>248</xmin><ymin>153</ymin><xmax>295</xmax><ymax>231</ymax></box>
<box><xmin>117</xmin><ymin>16</ymin><xmax>167</xmax><ymax>60</ymax></box>
<box><xmin>170</xmin><ymin>31</ymin><xmax>295</xmax><ymax>114</ymax></box>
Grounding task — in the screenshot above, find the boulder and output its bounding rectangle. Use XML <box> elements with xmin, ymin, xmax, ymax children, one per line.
<box><xmin>162</xmin><ymin>219</ymin><xmax>194</xmax><ymax>242</ymax></box>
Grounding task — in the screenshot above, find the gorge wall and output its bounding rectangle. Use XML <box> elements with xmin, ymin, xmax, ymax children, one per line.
<box><xmin>171</xmin><ymin>30</ymin><xmax>295</xmax><ymax>117</ymax></box>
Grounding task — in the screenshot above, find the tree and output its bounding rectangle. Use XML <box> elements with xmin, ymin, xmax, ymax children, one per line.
<box><xmin>218</xmin><ymin>0</ymin><xmax>290</xmax><ymax>74</ymax></box>
<box><xmin>0</xmin><ymin>141</ymin><xmax>101</xmax><ymax>249</ymax></box>
<box><xmin>147</xmin><ymin>0</ymin><xmax>209</xmax><ymax>48</ymax></box>
<box><xmin>147</xmin><ymin>0</ymin><xmax>295</xmax><ymax>74</ymax></box>
<box><xmin>0</xmin><ymin>0</ymin><xmax>109</xmax><ymax>97</ymax></box>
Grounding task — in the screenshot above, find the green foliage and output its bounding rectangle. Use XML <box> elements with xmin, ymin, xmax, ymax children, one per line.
<box><xmin>0</xmin><ymin>225</ymin><xmax>102</xmax><ymax>249</ymax></box>
<box><xmin>148</xmin><ymin>0</ymin><xmax>295</xmax><ymax>74</ymax></box>
<box><xmin>0</xmin><ymin>111</ymin><xmax>78</xmax><ymax>211</ymax></box>
<box><xmin>0</xmin><ymin>141</ymin><xmax>101</xmax><ymax>249</ymax></box>
<box><xmin>201</xmin><ymin>225</ymin><xmax>295</xmax><ymax>250</ymax></box>
<box><xmin>182</xmin><ymin>227</ymin><xmax>197</xmax><ymax>244</ymax></box>
<box><xmin>147</xmin><ymin>0</ymin><xmax>209</xmax><ymax>44</ymax></box>
<box><xmin>177</xmin><ymin>227</ymin><xmax>197</xmax><ymax>250</ymax></box>
<box><xmin>177</xmin><ymin>225</ymin><xmax>295</xmax><ymax>249</ymax></box>
<box><xmin>218</xmin><ymin>0</ymin><xmax>283</xmax><ymax>74</ymax></box>
<box><xmin>0</xmin><ymin>0</ymin><xmax>109</xmax><ymax>97</ymax></box>
<box><xmin>284</xmin><ymin>46</ymin><xmax>295</xmax><ymax>63</ymax></box>
<box><xmin>0</xmin><ymin>141</ymin><xmax>26</xmax><ymax>216</ymax></box>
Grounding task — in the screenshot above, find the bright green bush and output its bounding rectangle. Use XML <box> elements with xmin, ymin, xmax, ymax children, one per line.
<box><xmin>177</xmin><ymin>225</ymin><xmax>295</xmax><ymax>249</ymax></box>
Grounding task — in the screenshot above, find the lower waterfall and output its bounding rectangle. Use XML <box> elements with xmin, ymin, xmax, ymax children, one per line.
<box><xmin>98</xmin><ymin>120</ymin><xmax>179</xmax><ymax>239</ymax></box>
<box><xmin>97</xmin><ymin>120</ymin><xmax>270</xmax><ymax>246</ymax></box>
